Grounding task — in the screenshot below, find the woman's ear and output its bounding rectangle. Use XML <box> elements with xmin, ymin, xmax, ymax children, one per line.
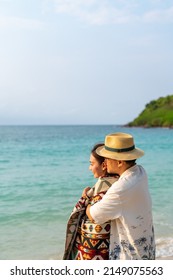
<box><xmin>102</xmin><ymin>160</ymin><xmax>107</xmax><ymax>171</ymax></box>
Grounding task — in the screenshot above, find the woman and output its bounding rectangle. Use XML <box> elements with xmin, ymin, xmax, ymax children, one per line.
<box><xmin>63</xmin><ymin>143</ymin><xmax>119</xmax><ymax>260</ymax></box>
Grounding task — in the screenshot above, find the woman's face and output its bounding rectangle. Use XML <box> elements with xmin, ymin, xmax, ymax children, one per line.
<box><xmin>89</xmin><ymin>154</ymin><xmax>106</xmax><ymax>178</ymax></box>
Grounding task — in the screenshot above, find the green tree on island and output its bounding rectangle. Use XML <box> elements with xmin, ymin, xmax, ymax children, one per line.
<box><xmin>127</xmin><ymin>95</ymin><xmax>173</xmax><ymax>128</ymax></box>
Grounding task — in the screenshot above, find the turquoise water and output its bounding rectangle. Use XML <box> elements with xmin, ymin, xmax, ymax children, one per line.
<box><xmin>0</xmin><ymin>125</ymin><xmax>172</xmax><ymax>259</ymax></box>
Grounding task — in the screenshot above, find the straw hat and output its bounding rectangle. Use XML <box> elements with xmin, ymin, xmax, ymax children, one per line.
<box><xmin>96</xmin><ymin>132</ymin><xmax>144</xmax><ymax>160</ymax></box>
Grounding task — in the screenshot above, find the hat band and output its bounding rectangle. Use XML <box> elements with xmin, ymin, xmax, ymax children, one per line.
<box><xmin>105</xmin><ymin>145</ymin><xmax>135</xmax><ymax>153</ymax></box>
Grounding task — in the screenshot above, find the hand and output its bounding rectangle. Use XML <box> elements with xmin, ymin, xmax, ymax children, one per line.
<box><xmin>82</xmin><ymin>187</ymin><xmax>91</xmax><ymax>198</ymax></box>
<box><xmin>86</xmin><ymin>204</ymin><xmax>95</xmax><ymax>222</ymax></box>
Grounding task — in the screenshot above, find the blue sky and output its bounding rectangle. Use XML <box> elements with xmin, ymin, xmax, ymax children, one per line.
<box><xmin>0</xmin><ymin>0</ymin><xmax>173</xmax><ymax>125</ymax></box>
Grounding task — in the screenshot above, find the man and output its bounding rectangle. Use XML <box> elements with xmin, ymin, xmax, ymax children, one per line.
<box><xmin>86</xmin><ymin>132</ymin><xmax>155</xmax><ymax>260</ymax></box>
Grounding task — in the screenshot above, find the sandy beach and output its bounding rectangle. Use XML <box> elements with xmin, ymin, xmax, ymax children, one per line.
<box><xmin>156</xmin><ymin>256</ymin><xmax>173</xmax><ymax>260</ymax></box>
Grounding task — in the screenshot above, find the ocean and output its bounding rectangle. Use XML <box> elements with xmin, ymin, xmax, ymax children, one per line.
<box><xmin>0</xmin><ymin>125</ymin><xmax>172</xmax><ymax>260</ymax></box>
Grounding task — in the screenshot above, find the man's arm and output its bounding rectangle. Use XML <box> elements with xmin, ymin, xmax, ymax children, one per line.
<box><xmin>86</xmin><ymin>181</ymin><xmax>122</xmax><ymax>224</ymax></box>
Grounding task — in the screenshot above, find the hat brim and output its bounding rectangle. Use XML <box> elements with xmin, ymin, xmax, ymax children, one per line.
<box><xmin>96</xmin><ymin>145</ymin><xmax>144</xmax><ymax>160</ymax></box>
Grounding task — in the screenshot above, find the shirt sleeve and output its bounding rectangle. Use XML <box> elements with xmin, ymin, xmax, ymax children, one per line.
<box><xmin>90</xmin><ymin>181</ymin><xmax>122</xmax><ymax>224</ymax></box>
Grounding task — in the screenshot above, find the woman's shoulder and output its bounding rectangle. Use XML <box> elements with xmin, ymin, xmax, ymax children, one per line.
<box><xmin>100</xmin><ymin>175</ymin><xmax>119</xmax><ymax>184</ymax></box>
<box><xmin>96</xmin><ymin>176</ymin><xmax>119</xmax><ymax>189</ymax></box>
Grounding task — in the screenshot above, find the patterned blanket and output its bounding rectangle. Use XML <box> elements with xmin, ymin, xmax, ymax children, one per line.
<box><xmin>63</xmin><ymin>177</ymin><xmax>118</xmax><ymax>260</ymax></box>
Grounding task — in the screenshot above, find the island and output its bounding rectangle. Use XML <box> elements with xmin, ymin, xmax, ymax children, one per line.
<box><xmin>126</xmin><ymin>95</ymin><xmax>173</xmax><ymax>128</ymax></box>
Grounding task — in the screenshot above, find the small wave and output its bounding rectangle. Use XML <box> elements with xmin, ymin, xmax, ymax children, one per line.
<box><xmin>48</xmin><ymin>253</ymin><xmax>63</xmax><ymax>260</ymax></box>
<box><xmin>156</xmin><ymin>237</ymin><xmax>173</xmax><ymax>259</ymax></box>
<box><xmin>49</xmin><ymin>238</ymin><xmax>173</xmax><ymax>260</ymax></box>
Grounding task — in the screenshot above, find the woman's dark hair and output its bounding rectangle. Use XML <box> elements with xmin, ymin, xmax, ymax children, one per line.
<box><xmin>91</xmin><ymin>143</ymin><xmax>105</xmax><ymax>165</ymax></box>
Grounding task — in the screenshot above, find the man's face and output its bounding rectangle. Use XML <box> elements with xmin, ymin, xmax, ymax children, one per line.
<box><xmin>105</xmin><ymin>158</ymin><xmax>119</xmax><ymax>175</ymax></box>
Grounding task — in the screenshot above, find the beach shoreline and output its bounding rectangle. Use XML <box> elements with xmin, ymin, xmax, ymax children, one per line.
<box><xmin>156</xmin><ymin>256</ymin><xmax>173</xmax><ymax>260</ymax></box>
<box><xmin>55</xmin><ymin>253</ymin><xmax>173</xmax><ymax>260</ymax></box>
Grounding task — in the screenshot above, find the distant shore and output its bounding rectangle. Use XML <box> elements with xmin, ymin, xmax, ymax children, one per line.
<box><xmin>123</xmin><ymin>124</ymin><xmax>173</xmax><ymax>129</ymax></box>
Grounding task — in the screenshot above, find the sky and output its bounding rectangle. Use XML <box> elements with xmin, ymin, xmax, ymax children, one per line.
<box><xmin>0</xmin><ymin>0</ymin><xmax>173</xmax><ymax>125</ymax></box>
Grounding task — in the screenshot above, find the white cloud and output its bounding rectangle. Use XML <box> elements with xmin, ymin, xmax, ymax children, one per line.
<box><xmin>143</xmin><ymin>6</ymin><xmax>173</xmax><ymax>23</ymax></box>
<box><xmin>0</xmin><ymin>16</ymin><xmax>44</xmax><ymax>30</ymax></box>
<box><xmin>51</xmin><ymin>0</ymin><xmax>133</xmax><ymax>24</ymax></box>
<box><xmin>1</xmin><ymin>0</ymin><xmax>173</xmax><ymax>27</ymax></box>
<box><xmin>50</xmin><ymin>0</ymin><xmax>173</xmax><ymax>25</ymax></box>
